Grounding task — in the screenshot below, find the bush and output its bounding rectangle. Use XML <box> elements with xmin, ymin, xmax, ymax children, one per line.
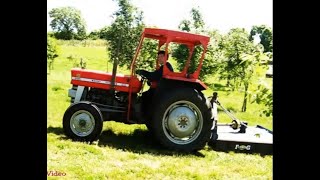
<box><xmin>47</xmin><ymin>36</ymin><xmax>60</xmax><ymax>74</ymax></box>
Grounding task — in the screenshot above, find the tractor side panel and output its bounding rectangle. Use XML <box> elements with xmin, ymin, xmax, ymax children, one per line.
<box><xmin>71</xmin><ymin>68</ymin><xmax>142</xmax><ymax>93</ymax></box>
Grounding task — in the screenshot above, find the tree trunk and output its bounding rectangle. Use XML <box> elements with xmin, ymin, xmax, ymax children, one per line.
<box><xmin>226</xmin><ymin>75</ymin><xmax>230</xmax><ymax>87</ymax></box>
<box><xmin>242</xmin><ymin>83</ymin><xmax>249</xmax><ymax>112</ymax></box>
<box><xmin>110</xmin><ymin>34</ymin><xmax>122</xmax><ymax>98</ymax></box>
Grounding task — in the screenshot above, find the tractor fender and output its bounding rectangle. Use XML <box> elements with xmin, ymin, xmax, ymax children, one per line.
<box><xmin>66</xmin><ymin>101</ymin><xmax>100</xmax><ymax>112</ymax></box>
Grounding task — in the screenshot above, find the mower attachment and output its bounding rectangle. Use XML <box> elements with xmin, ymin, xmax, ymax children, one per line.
<box><xmin>208</xmin><ymin>92</ymin><xmax>273</xmax><ymax>155</ymax></box>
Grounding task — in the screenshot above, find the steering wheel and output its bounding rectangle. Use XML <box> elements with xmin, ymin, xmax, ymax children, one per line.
<box><xmin>136</xmin><ymin>70</ymin><xmax>152</xmax><ymax>86</ymax></box>
<box><xmin>135</xmin><ymin>71</ymin><xmax>144</xmax><ymax>79</ymax></box>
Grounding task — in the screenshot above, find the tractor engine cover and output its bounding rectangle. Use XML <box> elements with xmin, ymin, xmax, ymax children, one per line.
<box><xmin>71</xmin><ymin>68</ymin><xmax>142</xmax><ymax>93</ymax></box>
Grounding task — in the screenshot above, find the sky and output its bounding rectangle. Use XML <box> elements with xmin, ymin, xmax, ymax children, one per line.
<box><xmin>47</xmin><ymin>0</ymin><xmax>272</xmax><ymax>34</ymax></box>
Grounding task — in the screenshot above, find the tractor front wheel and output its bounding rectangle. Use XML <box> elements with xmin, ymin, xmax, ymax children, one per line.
<box><xmin>63</xmin><ymin>102</ymin><xmax>103</xmax><ymax>142</ymax></box>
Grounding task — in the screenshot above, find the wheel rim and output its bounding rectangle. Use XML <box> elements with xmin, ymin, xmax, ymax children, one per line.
<box><xmin>70</xmin><ymin>110</ymin><xmax>95</xmax><ymax>137</ymax></box>
<box><xmin>162</xmin><ymin>100</ymin><xmax>203</xmax><ymax>145</ymax></box>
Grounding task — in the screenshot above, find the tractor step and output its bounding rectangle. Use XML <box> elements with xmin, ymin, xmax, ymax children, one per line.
<box><xmin>208</xmin><ymin>125</ymin><xmax>272</xmax><ymax>155</ymax></box>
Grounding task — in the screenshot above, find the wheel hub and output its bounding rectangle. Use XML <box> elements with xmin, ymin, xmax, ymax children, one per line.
<box><xmin>167</xmin><ymin>106</ymin><xmax>197</xmax><ymax>138</ymax></box>
<box><xmin>70</xmin><ymin>110</ymin><xmax>95</xmax><ymax>137</ymax></box>
<box><xmin>79</xmin><ymin>119</ymin><xmax>87</xmax><ymax>127</ymax></box>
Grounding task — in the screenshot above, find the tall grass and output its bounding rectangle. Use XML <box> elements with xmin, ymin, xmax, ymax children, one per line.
<box><xmin>57</xmin><ymin>39</ymin><xmax>108</xmax><ymax>47</ymax></box>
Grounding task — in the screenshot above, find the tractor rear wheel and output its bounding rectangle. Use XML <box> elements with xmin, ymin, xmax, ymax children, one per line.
<box><xmin>63</xmin><ymin>102</ymin><xmax>103</xmax><ymax>142</ymax></box>
<box><xmin>151</xmin><ymin>88</ymin><xmax>212</xmax><ymax>152</ymax></box>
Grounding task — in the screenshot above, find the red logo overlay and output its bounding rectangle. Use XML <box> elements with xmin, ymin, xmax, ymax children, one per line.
<box><xmin>47</xmin><ymin>170</ymin><xmax>66</xmax><ymax>176</ymax></box>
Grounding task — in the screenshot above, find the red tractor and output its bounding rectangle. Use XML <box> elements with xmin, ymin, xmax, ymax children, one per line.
<box><xmin>63</xmin><ymin>28</ymin><xmax>217</xmax><ymax>152</ymax></box>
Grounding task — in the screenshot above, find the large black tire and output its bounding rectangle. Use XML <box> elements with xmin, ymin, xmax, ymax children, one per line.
<box><xmin>145</xmin><ymin>121</ymin><xmax>153</xmax><ymax>132</ymax></box>
<box><xmin>141</xmin><ymin>88</ymin><xmax>155</xmax><ymax>134</ymax></box>
<box><xmin>63</xmin><ymin>102</ymin><xmax>103</xmax><ymax>142</ymax></box>
<box><xmin>151</xmin><ymin>88</ymin><xmax>213</xmax><ymax>152</ymax></box>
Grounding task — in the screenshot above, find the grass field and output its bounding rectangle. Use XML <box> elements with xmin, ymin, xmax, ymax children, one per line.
<box><xmin>47</xmin><ymin>41</ymin><xmax>273</xmax><ymax>179</ymax></box>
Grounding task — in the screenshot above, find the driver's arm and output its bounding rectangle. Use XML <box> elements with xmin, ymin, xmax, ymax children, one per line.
<box><xmin>136</xmin><ymin>69</ymin><xmax>159</xmax><ymax>81</ymax></box>
<box><xmin>136</xmin><ymin>69</ymin><xmax>151</xmax><ymax>79</ymax></box>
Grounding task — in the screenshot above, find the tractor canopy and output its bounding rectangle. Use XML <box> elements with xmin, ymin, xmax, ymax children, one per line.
<box><xmin>130</xmin><ymin>28</ymin><xmax>210</xmax><ymax>88</ymax></box>
<box><xmin>143</xmin><ymin>28</ymin><xmax>210</xmax><ymax>47</ymax></box>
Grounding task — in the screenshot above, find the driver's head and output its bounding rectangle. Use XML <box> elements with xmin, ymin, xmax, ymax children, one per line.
<box><xmin>157</xmin><ymin>50</ymin><xmax>168</xmax><ymax>64</ymax></box>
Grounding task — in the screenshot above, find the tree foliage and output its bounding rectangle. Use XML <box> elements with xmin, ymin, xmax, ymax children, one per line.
<box><xmin>218</xmin><ymin>28</ymin><xmax>270</xmax><ymax>112</ymax></box>
<box><xmin>49</xmin><ymin>6</ymin><xmax>87</xmax><ymax>40</ymax></box>
<box><xmin>252</xmin><ymin>82</ymin><xmax>273</xmax><ymax>117</ymax></box>
<box><xmin>104</xmin><ymin>0</ymin><xmax>145</xmax><ymax>68</ymax></box>
<box><xmin>87</xmin><ymin>30</ymin><xmax>100</xmax><ymax>40</ymax></box>
<box><xmin>239</xmin><ymin>46</ymin><xmax>270</xmax><ymax>112</ymax></box>
<box><xmin>249</xmin><ymin>25</ymin><xmax>273</xmax><ymax>52</ymax></box>
<box><xmin>201</xmin><ymin>29</ymin><xmax>225</xmax><ymax>79</ymax></box>
<box><xmin>47</xmin><ymin>36</ymin><xmax>60</xmax><ymax>73</ymax></box>
<box><xmin>98</xmin><ymin>26</ymin><xmax>110</xmax><ymax>39</ymax></box>
<box><xmin>172</xmin><ymin>7</ymin><xmax>209</xmax><ymax>79</ymax></box>
<box><xmin>135</xmin><ymin>39</ymin><xmax>158</xmax><ymax>71</ymax></box>
<box><xmin>219</xmin><ymin>28</ymin><xmax>254</xmax><ymax>85</ymax></box>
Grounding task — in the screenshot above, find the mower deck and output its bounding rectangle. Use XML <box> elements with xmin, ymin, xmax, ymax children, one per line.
<box><xmin>209</xmin><ymin>125</ymin><xmax>273</xmax><ymax>155</ymax></box>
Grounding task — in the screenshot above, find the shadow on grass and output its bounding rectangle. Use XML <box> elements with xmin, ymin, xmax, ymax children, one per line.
<box><xmin>216</xmin><ymin>106</ymin><xmax>238</xmax><ymax>115</ymax></box>
<box><xmin>98</xmin><ymin>129</ymin><xmax>205</xmax><ymax>157</ymax></box>
<box><xmin>47</xmin><ymin>126</ymin><xmax>64</xmax><ymax>135</ymax></box>
<box><xmin>225</xmin><ymin>107</ymin><xmax>238</xmax><ymax>113</ymax></box>
<box><xmin>209</xmin><ymin>83</ymin><xmax>228</xmax><ymax>91</ymax></box>
<box><xmin>47</xmin><ymin>126</ymin><xmax>205</xmax><ymax>157</ymax></box>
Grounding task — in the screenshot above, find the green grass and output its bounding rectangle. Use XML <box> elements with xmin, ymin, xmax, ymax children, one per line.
<box><xmin>47</xmin><ymin>40</ymin><xmax>272</xmax><ymax>179</ymax></box>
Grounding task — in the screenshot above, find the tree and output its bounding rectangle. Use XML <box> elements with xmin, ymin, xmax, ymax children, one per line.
<box><xmin>249</xmin><ymin>25</ymin><xmax>273</xmax><ymax>52</ymax></box>
<box><xmin>47</xmin><ymin>36</ymin><xmax>60</xmax><ymax>74</ymax></box>
<box><xmin>219</xmin><ymin>28</ymin><xmax>270</xmax><ymax>112</ymax></box>
<box><xmin>105</xmin><ymin>0</ymin><xmax>145</xmax><ymax>68</ymax></box>
<box><xmin>219</xmin><ymin>28</ymin><xmax>252</xmax><ymax>86</ymax></box>
<box><xmin>172</xmin><ymin>8</ymin><xmax>225</xmax><ymax>81</ymax></box>
<box><xmin>172</xmin><ymin>7</ymin><xmax>208</xmax><ymax>78</ymax></box>
<box><xmin>201</xmin><ymin>29</ymin><xmax>225</xmax><ymax>80</ymax></box>
<box><xmin>98</xmin><ymin>26</ymin><xmax>110</xmax><ymax>39</ymax></box>
<box><xmin>135</xmin><ymin>38</ymin><xmax>158</xmax><ymax>71</ymax></box>
<box><xmin>87</xmin><ymin>30</ymin><xmax>100</xmax><ymax>40</ymax></box>
<box><xmin>49</xmin><ymin>6</ymin><xmax>87</xmax><ymax>40</ymax></box>
<box><xmin>238</xmin><ymin>46</ymin><xmax>270</xmax><ymax>112</ymax></box>
<box><xmin>252</xmin><ymin>82</ymin><xmax>273</xmax><ymax>117</ymax></box>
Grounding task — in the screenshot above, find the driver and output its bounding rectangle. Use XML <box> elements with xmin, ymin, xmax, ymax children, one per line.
<box><xmin>136</xmin><ymin>50</ymin><xmax>174</xmax><ymax>123</ymax></box>
<box><xmin>136</xmin><ymin>50</ymin><xmax>173</xmax><ymax>81</ymax></box>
